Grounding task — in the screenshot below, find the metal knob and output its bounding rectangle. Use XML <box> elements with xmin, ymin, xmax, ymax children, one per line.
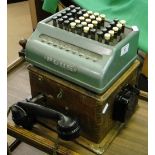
<box><xmin>18</xmin><ymin>39</ymin><xmax>27</xmax><ymax>57</ymax></box>
<box><xmin>19</xmin><ymin>39</ymin><xmax>27</xmax><ymax>49</ymax></box>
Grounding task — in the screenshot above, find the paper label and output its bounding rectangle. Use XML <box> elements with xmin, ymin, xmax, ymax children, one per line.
<box><xmin>121</xmin><ymin>43</ymin><xmax>129</xmax><ymax>56</ymax></box>
<box><xmin>132</xmin><ymin>26</ymin><xmax>139</xmax><ymax>31</ymax></box>
<box><xmin>102</xmin><ymin>103</ymin><xmax>109</xmax><ymax>114</ymax></box>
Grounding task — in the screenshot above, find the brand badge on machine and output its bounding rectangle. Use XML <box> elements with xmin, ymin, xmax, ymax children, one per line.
<box><xmin>121</xmin><ymin>43</ymin><xmax>130</xmax><ymax>56</ymax></box>
<box><xmin>44</xmin><ymin>56</ymin><xmax>78</xmax><ymax>72</ymax></box>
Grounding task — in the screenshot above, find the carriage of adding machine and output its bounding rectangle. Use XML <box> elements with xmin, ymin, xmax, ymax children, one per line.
<box><xmin>8</xmin><ymin>5</ymin><xmax>142</xmax><ymax>150</ymax></box>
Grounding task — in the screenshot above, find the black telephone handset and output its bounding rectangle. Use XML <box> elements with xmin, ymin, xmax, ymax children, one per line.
<box><xmin>10</xmin><ymin>95</ymin><xmax>80</xmax><ymax>141</ymax></box>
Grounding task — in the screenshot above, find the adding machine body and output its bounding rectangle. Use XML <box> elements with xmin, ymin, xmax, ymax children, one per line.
<box><xmin>25</xmin><ymin>8</ymin><xmax>139</xmax><ymax>94</ymax></box>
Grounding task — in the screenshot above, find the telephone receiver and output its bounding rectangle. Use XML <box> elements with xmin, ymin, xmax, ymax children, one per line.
<box><xmin>10</xmin><ymin>94</ymin><xmax>80</xmax><ymax>141</ymax></box>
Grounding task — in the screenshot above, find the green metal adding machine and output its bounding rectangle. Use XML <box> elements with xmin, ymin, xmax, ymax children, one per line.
<box><xmin>13</xmin><ymin>6</ymin><xmax>141</xmax><ymax>145</ymax></box>
<box><xmin>24</xmin><ymin>6</ymin><xmax>139</xmax><ymax>94</ymax></box>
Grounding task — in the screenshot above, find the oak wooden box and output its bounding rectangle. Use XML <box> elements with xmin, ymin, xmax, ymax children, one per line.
<box><xmin>28</xmin><ymin>60</ymin><xmax>140</xmax><ymax>143</ymax></box>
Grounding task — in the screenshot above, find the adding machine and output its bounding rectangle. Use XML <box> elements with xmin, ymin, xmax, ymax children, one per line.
<box><xmin>11</xmin><ymin>5</ymin><xmax>140</xmax><ymax>143</ymax></box>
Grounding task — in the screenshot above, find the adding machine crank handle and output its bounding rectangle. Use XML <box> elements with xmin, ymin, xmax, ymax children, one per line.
<box><xmin>18</xmin><ymin>39</ymin><xmax>27</xmax><ymax>58</ymax></box>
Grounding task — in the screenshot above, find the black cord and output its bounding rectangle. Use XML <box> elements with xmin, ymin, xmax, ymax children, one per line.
<box><xmin>7</xmin><ymin>104</ymin><xmax>27</xmax><ymax>117</ymax></box>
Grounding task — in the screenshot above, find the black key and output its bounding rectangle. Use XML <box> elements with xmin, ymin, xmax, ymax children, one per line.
<box><xmin>69</xmin><ymin>5</ymin><xmax>75</xmax><ymax>9</ymax></box>
<box><xmin>71</xmin><ymin>9</ymin><xmax>77</xmax><ymax>17</ymax></box>
<box><xmin>61</xmin><ymin>11</ymin><xmax>66</xmax><ymax>16</ymax></box>
<box><xmin>81</xmin><ymin>9</ymin><xmax>87</xmax><ymax>14</ymax></box>
<box><xmin>66</xmin><ymin>8</ymin><xmax>71</xmax><ymax>13</ymax></box>
<box><xmin>114</xmin><ymin>18</ymin><xmax>119</xmax><ymax>25</ymax></box>
<box><xmin>58</xmin><ymin>18</ymin><xmax>64</xmax><ymax>28</ymax></box>
<box><xmin>57</xmin><ymin>13</ymin><xmax>62</xmax><ymax>19</ymax></box>
<box><xmin>69</xmin><ymin>17</ymin><xmax>74</xmax><ymax>23</ymax></box>
<box><xmin>64</xmin><ymin>20</ymin><xmax>70</xmax><ymax>30</ymax></box>
<box><xmin>106</xmin><ymin>25</ymin><xmax>112</xmax><ymax>31</ymax></box>
<box><xmin>77</xmin><ymin>11</ymin><xmax>83</xmax><ymax>17</ymax></box>
<box><xmin>90</xmin><ymin>28</ymin><xmax>97</xmax><ymax>39</ymax></box>
<box><xmin>101</xmin><ymin>28</ymin><xmax>108</xmax><ymax>34</ymax></box>
<box><xmin>75</xmin><ymin>7</ymin><xmax>81</xmax><ymax>12</ymax></box>
<box><xmin>97</xmin><ymin>30</ymin><xmax>103</xmax><ymax>42</ymax></box>
<box><xmin>67</xmin><ymin>13</ymin><xmax>72</xmax><ymax>18</ymax></box>
<box><xmin>110</xmin><ymin>21</ymin><xmax>115</xmax><ymax>27</ymax></box>
<box><xmin>62</xmin><ymin>16</ymin><xmax>68</xmax><ymax>20</ymax></box>
<box><xmin>52</xmin><ymin>16</ymin><xmax>58</xmax><ymax>26</ymax></box>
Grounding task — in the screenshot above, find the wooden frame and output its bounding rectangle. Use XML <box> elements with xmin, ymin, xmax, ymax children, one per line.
<box><xmin>7</xmin><ymin>122</ymin><xmax>124</xmax><ymax>155</ymax></box>
<box><xmin>28</xmin><ymin>0</ymin><xmax>37</xmax><ymax>29</ymax></box>
<box><xmin>142</xmin><ymin>54</ymin><xmax>148</xmax><ymax>78</ymax></box>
